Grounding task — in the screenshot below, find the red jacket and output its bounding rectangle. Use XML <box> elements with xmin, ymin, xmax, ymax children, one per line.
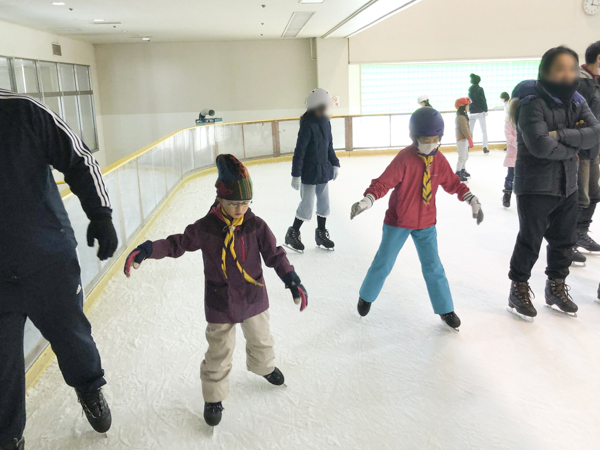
<box><xmin>364</xmin><ymin>146</ymin><xmax>470</xmax><ymax>230</ymax></box>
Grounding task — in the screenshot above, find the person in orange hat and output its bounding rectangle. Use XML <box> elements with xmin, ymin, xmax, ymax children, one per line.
<box><xmin>455</xmin><ymin>97</ymin><xmax>474</xmax><ymax>181</ymax></box>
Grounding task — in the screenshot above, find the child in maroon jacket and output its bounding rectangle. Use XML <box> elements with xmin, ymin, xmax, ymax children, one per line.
<box><xmin>124</xmin><ymin>154</ymin><xmax>307</xmax><ymax>428</ymax></box>
<box><xmin>350</xmin><ymin>108</ymin><xmax>484</xmax><ymax>330</ymax></box>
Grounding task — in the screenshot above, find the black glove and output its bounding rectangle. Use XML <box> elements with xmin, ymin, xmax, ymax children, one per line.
<box><xmin>124</xmin><ymin>240</ymin><xmax>153</xmax><ymax>277</ymax></box>
<box><xmin>283</xmin><ymin>271</ymin><xmax>308</xmax><ymax>312</ymax></box>
<box><xmin>87</xmin><ymin>214</ymin><xmax>118</xmax><ymax>261</ymax></box>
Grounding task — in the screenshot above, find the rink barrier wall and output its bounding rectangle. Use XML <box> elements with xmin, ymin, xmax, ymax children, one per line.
<box><xmin>26</xmin><ymin>112</ymin><xmax>507</xmax><ymax>391</ymax></box>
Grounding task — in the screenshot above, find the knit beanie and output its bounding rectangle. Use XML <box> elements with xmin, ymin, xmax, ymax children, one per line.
<box><xmin>215</xmin><ymin>154</ymin><xmax>253</xmax><ymax>200</ymax></box>
<box><xmin>470</xmin><ymin>73</ymin><xmax>481</xmax><ymax>85</ymax></box>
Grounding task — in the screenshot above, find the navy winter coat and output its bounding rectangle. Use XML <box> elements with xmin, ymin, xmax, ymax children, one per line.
<box><xmin>513</xmin><ymin>81</ymin><xmax>600</xmax><ymax>197</ymax></box>
<box><xmin>577</xmin><ymin>67</ymin><xmax>600</xmax><ymax>160</ymax></box>
<box><xmin>291</xmin><ymin>115</ymin><xmax>340</xmax><ymax>185</ymax></box>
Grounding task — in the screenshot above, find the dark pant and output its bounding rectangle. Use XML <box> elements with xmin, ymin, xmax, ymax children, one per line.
<box><xmin>0</xmin><ymin>256</ymin><xmax>105</xmax><ymax>445</ymax></box>
<box><xmin>504</xmin><ymin>167</ymin><xmax>515</xmax><ymax>191</ymax></box>
<box><xmin>509</xmin><ymin>193</ymin><xmax>578</xmax><ymax>282</ymax></box>
<box><xmin>577</xmin><ymin>157</ymin><xmax>600</xmax><ymax>232</ymax></box>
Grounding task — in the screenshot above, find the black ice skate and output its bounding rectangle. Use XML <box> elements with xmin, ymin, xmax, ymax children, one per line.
<box><xmin>483</xmin><ymin>147</ymin><xmax>490</xmax><ymax>154</ymax></box>
<box><xmin>463</xmin><ymin>170</ymin><xmax>471</xmax><ymax>178</ymax></box>
<box><xmin>315</xmin><ymin>228</ymin><xmax>335</xmax><ymax>250</ymax></box>
<box><xmin>456</xmin><ymin>171</ymin><xmax>468</xmax><ymax>182</ymax></box>
<box><xmin>76</xmin><ymin>388</ymin><xmax>112</xmax><ymax>433</ymax></box>
<box><xmin>284</xmin><ymin>227</ymin><xmax>305</xmax><ymax>253</ymax></box>
<box><xmin>508</xmin><ymin>281</ymin><xmax>537</xmax><ymax>320</ymax></box>
<box><xmin>545</xmin><ymin>279</ymin><xmax>578</xmax><ymax>316</ymax></box>
<box><xmin>204</xmin><ymin>402</ymin><xmax>224</xmax><ymax>427</ymax></box>
<box><xmin>263</xmin><ymin>367</ymin><xmax>285</xmax><ymax>386</ymax></box>
<box><xmin>502</xmin><ymin>190</ymin><xmax>512</xmax><ymax>208</ymax></box>
<box><xmin>577</xmin><ymin>231</ymin><xmax>600</xmax><ymax>252</ymax></box>
<box><xmin>572</xmin><ymin>247</ymin><xmax>586</xmax><ymax>265</ymax></box>
<box><xmin>357</xmin><ymin>297</ymin><xmax>372</xmax><ymax>317</ymax></box>
<box><xmin>0</xmin><ymin>437</ymin><xmax>24</xmax><ymax>450</ymax></box>
<box><xmin>440</xmin><ymin>311</ymin><xmax>461</xmax><ymax>330</ymax></box>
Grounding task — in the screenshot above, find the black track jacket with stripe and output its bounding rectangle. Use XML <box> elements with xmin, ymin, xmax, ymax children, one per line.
<box><xmin>0</xmin><ymin>89</ymin><xmax>111</xmax><ymax>281</ymax></box>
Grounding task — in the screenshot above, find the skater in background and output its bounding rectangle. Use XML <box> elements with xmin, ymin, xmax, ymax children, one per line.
<box><xmin>468</xmin><ymin>73</ymin><xmax>489</xmax><ymax>154</ymax></box>
<box><xmin>0</xmin><ymin>89</ymin><xmax>118</xmax><ymax>450</ymax></box>
<box><xmin>455</xmin><ymin>97</ymin><xmax>473</xmax><ymax>181</ymax></box>
<box><xmin>507</xmin><ymin>47</ymin><xmax>600</xmax><ymax>319</ymax></box>
<box><xmin>501</xmin><ymin>92</ymin><xmax>517</xmax><ymax>208</ymax></box>
<box><xmin>124</xmin><ymin>155</ymin><xmax>307</xmax><ymax>428</ymax></box>
<box><xmin>417</xmin><ymin>94</ymin><xmax>432</xmax><ymax>108</ymax></box>
<box><xmin>285</xmin><ymin>88</ymin><xmax>340</xmax><ymax>252</ymax></box>
<box><xmin>575</xmin><ymin>40</ymin><xmax>600</xmax><ymax>258</ymax></box>
<box><xmin>350</xmin><ymin>107</ymin><xmax>484</xmax><ymax>330</ymax></box>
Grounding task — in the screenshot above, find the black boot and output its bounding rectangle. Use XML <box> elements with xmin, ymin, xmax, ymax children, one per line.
<box><xmin>285</xmin><ymin>226</ymin><xmax>305</xmax><ymax>253</ymax></box>
<box><xmin>357</xmin><ymin>298</ymin><xmax>372</xmax><ymax>317</ymax></box>
<box><xmin>483</xmin><ymin>147</ymin><xmax>490</xmax><ymax>154</ymax></box>
<box><xmin>545</xmin><ymin>279</ymin><xmax>578</xmax><ymax>314</ymax></box>
<box><xmin>455</xmin><ymin>171</ymin><xmax>468</xmax><ymax>182</ymax></box>
<box><xmin>76</xmin><ymin>388</ymin><xmax>112</xmax><ymax>433</ymax></box>
<box><xmin>502</xmin><ymin>190</ymin><xmax>512</xmax><ymax>208</ymax></box>
<box><xmin>440</xmin><ymin>311</ymin><xmax>461</xmax><ymax>329</ymax></box>
<box><xmin>463</xmin><ymin>169</ymin><xmax>471</xmax><ymax>177</ymax></box>
<box><xmin>263</xmin><ymin>367</ymin><xmax>285</xmax><ymax>386</ymax></box>
<box><xmin>315</xmin><ymin>228</ymin><xmax>335</xmax><ymax>250</ymax></box>
<box><xmin>508</xmin><ymin>281</ymin><xmax>537</xmax><ymax>318</ymax></box>
<box><xmin>572</xmin><ymin>247</ymin><xmax>587</xmax><ymax>264</ymax></box>
<box><xmin>577</xmin><ymin>230</ymin><xmax>600</xmax><ymax>252</ymax></box>
<box><xmin>204</xmin><ymin>402</ymin><xmax>224</xmax><ymax>427</ymax></box>
<box><xmin>0</xmin><ymin>438</ymin><xmax>24</xmax><ymax>450</ymax></box>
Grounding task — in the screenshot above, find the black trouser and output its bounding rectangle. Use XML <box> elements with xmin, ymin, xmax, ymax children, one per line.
<box><xmin>577</xmin><ymin>157</ymin><xmax>600</xmax><ymax>232</ymax></box>
<box><xmin>509</xmin><ymin>192</ymin><xmax>578</xmax><ymax>282</ymax></box>
<box><xmin>0</xmin><ymin>256</ymin><xmax>105</xmax><ymax>445</ymax></box>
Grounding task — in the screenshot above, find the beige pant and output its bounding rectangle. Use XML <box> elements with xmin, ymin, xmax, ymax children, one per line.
<box><xmin>200</xmin><ymin>310</ymin><xmax>275</xmax><ymax>403</ymax></box>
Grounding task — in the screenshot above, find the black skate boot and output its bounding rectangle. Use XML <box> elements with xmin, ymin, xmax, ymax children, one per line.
<box><xmin>263</xmin><ymin>367</ymin><xmax>285</xmax><ymax>386</ymax></box>
<box><xmin>508</xmin><ymin>281</ymin><xmax>537</xmax><ymax>319</ymax></box>
<box><xmin>357</xmin><ymin>297</ymin><xmax>372</xmax><ymax>317</ymax></box>
<box><xmin>483</xmin><ymin>147</ymin><xmax>490</xmax><ymax>154</ymax></box>
<box><xmin>455</xmin><ymin>171</ymin><xmax>468</xmax><ymax>182</ymax></box>
<box><xmin>577</xmin><ymin>230</ymin><xmax>600</xmax><ymax>252</ymax></box>
<box><xmin>545</xmin><ymin>279</ymin><xmax>578</xmax><ymax>316</ymax></box>
<box><xmin>502</xmin><ymin>190</ymin><xmax>512</xmax><ymax>208</ymax></box>
<box><xmin>284</xmin><ymin>226</ymin><xmax>305</xmax><ymax>253</ymax></box>
<box><xmin>204</xmin><ymin>402</ymin><xmax>224</xmax><ymax>427</ymax></box>
<box><xmin>76</xmin><ymin>388</ymin><xmax>112</xmax><ymax>433</ymax></box>
<box><xmin>315</xmin><ymin>228</ymin><xmax>335</xmax><ymax>250</ymax></box>
<box><xmin>463</xmin><ymin>169</ymin><xmax>471</xmax><ymax>177</ymax></box>
<box><xmin>0</xmin><ymin>438</ymin><xmax>24</xmax><ymax>450</ymax></box>
<box><xmin>440</xmin><ymin>311</ymin><xmax>461</xmax><ymax>330</ymax></box>
<box><xmin>572</xmin><ymin>247</ymin><xmax>586</xmax><ymax>264</ymax></box>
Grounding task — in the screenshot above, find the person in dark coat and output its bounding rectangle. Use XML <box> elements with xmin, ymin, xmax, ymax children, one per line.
<box><xmin>285</xmin><ymin>88</ymin><xmax>341</xmax><ymax>252</ymax></box>
<box><xmin>0</xmin><ymin>89</ymin><xmax>118</xmax><ymax>449</ymax></box>
<box><xmin>468</xmin><ymin>73</ymin><xmax>490</xmax><ymax>154</ymax></box>
<box><xmin>575</xmin><ymin>40</ymin><xmax>600</xmax><ymax>256</ymax></box>
<box><xmin>124</xmin><ymin>154</ymin><xmax>307</xmax><ymax>428</ymax></box>
<box><xmin>506</xmin><ymin>47</ymin><xmax>600</xmax><ymax>319</ymax></box>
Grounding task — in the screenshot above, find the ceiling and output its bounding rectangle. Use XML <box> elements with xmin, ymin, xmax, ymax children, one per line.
<box><xmin>0</xmin><ymin>0</ymin><xmax>422</xmax><ymax>44</ymax></box>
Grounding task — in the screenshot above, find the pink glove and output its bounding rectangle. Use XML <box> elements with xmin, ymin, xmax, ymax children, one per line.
<box><xmin>468</xmin><ymin>138</ymin><xmax>474</xmax><ymax>148</ymax></box>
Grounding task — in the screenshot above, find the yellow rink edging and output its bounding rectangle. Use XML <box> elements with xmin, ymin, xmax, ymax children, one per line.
<box><xmin>27</xmin><ymin>144</ymin><xmax>505</xmax><ymax>390</ymax></box>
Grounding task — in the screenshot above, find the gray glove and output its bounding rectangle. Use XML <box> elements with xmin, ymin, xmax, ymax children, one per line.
<box><xmin>291</xmin><ymin>177</ymin><xmax>301</xmax><ymax>191</ymax></box>
<box><xmin>463</xmin><ymin>191</ymin><xmax>484</xmax><ymax>225</ymax></box>
<box><xmin>350</xmin><ymin>195</ymin><xmax>375</xmax><ymax>220</ymax></box>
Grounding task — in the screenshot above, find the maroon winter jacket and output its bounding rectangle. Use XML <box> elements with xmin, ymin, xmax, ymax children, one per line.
<box><xmin>149</xmin><ymin>207</ymin><xmax>294</xmax><ymax>324</ymax></box>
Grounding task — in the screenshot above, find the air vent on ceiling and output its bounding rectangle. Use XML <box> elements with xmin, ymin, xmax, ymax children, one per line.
<box><xmin>282</xmin><ymin>12</ymin><xmax>314</xmax><ymax>38</ymax></box>
<box><xmin>52</xmin><ymin>43</ymin><xmax>62</xmax><ymax>56</ymax></box>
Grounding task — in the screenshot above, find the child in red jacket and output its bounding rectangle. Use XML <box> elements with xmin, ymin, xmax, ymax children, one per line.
<box><xmin>124</xmin><ymin>154</ymin><xmax>307</xmax><ymax>428</ymax></box>
<box><xmin>350</xmin><ymin>108</ymin><xmax>484</xmax><ymax>330</ymax></box>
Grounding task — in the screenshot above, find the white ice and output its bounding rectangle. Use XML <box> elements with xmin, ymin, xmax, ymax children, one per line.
<box><xmin>25</xmin><ymin>151</ymin><xmax>600</xmax><ymax>449</ymax></box>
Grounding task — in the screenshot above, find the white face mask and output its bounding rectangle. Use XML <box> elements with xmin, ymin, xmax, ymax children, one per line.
<box><xmin>417</xmin><ymin>142</ymin><xmax>440</xmax><ymax>155</ymax></box>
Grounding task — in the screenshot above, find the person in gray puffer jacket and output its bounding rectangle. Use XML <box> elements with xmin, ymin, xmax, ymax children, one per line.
<box><xmin>507</xmin><ymin>46</ymin><xmax>600</xmax><ymax>320</ymax></box>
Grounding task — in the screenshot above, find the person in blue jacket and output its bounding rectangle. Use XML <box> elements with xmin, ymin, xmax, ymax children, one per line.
<box><xmin>285</xmin><ymin>88</ymin><xmax>340</xmax><ymax>252</ymax></box>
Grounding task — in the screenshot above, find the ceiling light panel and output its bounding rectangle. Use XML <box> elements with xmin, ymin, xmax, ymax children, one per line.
<box><xmin>299</xmin><ymin>0</ymin><xmax>324</xmax><ymax>3</ymax></box>
<box><xmin>282</xmin><ymin>12</ymin><xmax>314</xmax><ymax>38</ymax></box>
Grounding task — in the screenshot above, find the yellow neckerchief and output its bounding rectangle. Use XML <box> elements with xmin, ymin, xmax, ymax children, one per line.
<box><xmin>220</xmin><ymin>207</ymin><xmax>264</xmax><ymax>286</ymax></box>
<box><xmin>417</xmin><ymin>153</ymin><xmax>434</xmax><ymax>205</ymax></box>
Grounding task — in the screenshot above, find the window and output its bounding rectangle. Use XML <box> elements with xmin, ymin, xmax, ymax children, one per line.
<box><xmin>361</xmin><ymin>60</ymin><xmax>540</xmax><ymax>114</ymax></box>
<box><xmin>0</xmin><ymin>55</ymin><xmax>99</xmax><ymax>151</ymax></box>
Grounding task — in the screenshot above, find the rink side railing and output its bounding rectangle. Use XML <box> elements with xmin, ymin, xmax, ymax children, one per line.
<box><xmin>25</xmin><ymin>110</ymin><xmax>507</xmax><ymax>388</ymax></box>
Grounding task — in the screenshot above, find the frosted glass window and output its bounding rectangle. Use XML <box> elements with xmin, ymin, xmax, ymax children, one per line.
<box><xmin>59</xmin><ymin>63</ymin><xmax>77</xmax><ymax>91</ymax></box>
<box><xmin>14</xmin><ymin>59</ymin><xmax>39</xmax><ymax>93</ymax></box>
<box><xmin>38</xmin><ymin>61</ymin><xmax>60</xmax><ymax>93</ymax></box>
<box><xmin>0</xmin><ymin>57</ymin><xmax>11</xmax><ymax>89</ymax></box>
<box><xmin>75</xmin><ymin>65</ymin><xmax>91</xmax><ymax>91</ymax></box>
<box><xmin>79</xmin><ymin>94</ymin><xmax>97</xmax><ymax>150</ymax></box>
<box><xmin>361</xmin><ymin>60</ymin><xmax>539</xmax><ymax>114</ymax></box>
<box><xmin>62</xmin><ymin>95</ymin><xmax>82</xmax><ymax>137</ymax></box>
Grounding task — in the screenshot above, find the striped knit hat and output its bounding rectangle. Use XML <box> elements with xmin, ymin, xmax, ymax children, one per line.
<box><xmin>215</xmin><ymin>154</ymin><xmax>253</xmax><ymax>200</ymax></box>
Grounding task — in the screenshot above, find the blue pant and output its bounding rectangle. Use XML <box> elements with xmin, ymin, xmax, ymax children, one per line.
<box><xmin>359</xmin><ymin>224</ymin><xmax>454</xmax><ymax>315</ymax></box>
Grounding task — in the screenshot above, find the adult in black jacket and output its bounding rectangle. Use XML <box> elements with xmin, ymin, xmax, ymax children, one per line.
<box><xmin>285</xmin><ymin>88</ymin><xmax>340</xmax><ymax>252</ymax></box>
<box><xmin>575</xmin><ymin>41</ymin><xmax>600</xmax><ymax>254</ymax></box>
<box><xmin>468</xmin><ymin>74</ymin><xmax>489</xmax><ymax>153</ymax></box>
<box><xmin>0</xmin><ymin>89</ymin><xmax>118</xmax><ymax>449</ymax></box>
<box><xmin>507</xmin><ymin>47</ymin><xmax>600</xmax><ymax>319</ymax></box>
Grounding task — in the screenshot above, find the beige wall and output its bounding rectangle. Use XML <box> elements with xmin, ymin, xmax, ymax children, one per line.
<box><xmin>0</xmin><ymin>19</ymin><xmax>107</xmax><ymax>167</ymax></box>
<box><xmin>350</xmin><ymin>0</ymin><xmax>600</xmax><ymax>64</ymax></box>
<box><xmin>95</xmin><ymin>39</ymin><xmax>318</xmax><ymax>164</ymax></box>
<box><xmin>316</xmin><ymin>38</ymin><xmax>350</xmax><ymax>115</ymax></box>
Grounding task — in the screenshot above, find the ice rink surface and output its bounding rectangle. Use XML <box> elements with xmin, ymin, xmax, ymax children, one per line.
<box><xmin>24</xmin><ymin>151</ymin><xmax>600</xmax><ymax>449</ymax></box>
